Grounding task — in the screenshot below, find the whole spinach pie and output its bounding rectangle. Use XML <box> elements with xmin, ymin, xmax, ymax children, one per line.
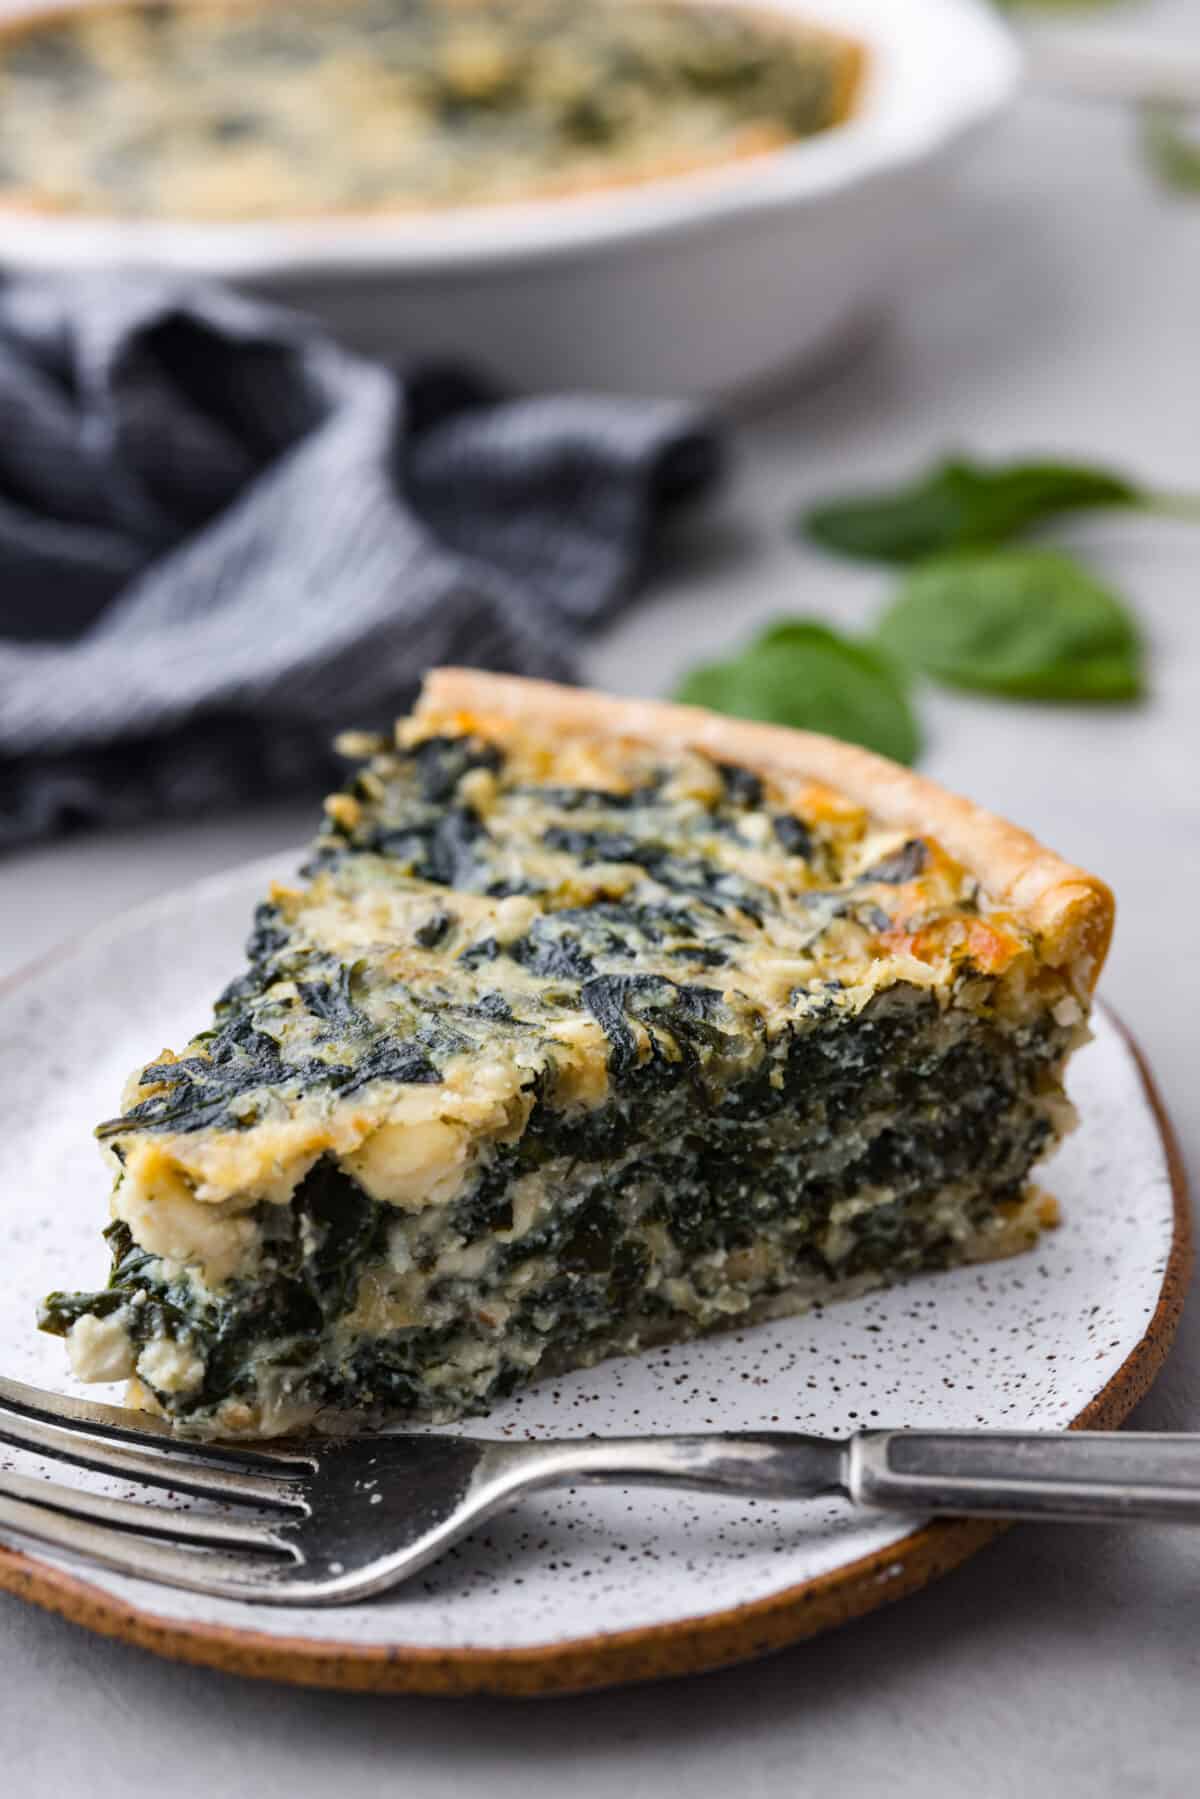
<box><xmin>0</xmin><ymin>0</ymin><xmax>862</xmax><ymax>220</ymax></box>
<box><xmin>41</xmin><ymin>671</ymin><xmax>1113</xmax><ymax>1438</ymax></box>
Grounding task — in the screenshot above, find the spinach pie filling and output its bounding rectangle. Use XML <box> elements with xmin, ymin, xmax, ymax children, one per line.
<box><xmin>41</xmin><ymin>676</ymin><xmax>1105</xmax><ymax>1437</ymax></box>
<box><xmin>0</xmin><ymin>0</ymin><xmax>861</xmax><ymax>220</ymax></box>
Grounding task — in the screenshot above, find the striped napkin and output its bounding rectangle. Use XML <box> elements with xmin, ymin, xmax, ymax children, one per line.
<box><xmin>0</xmin><ymin>274</ymin><xmax>719</xmax><ymax>847</ymax></box>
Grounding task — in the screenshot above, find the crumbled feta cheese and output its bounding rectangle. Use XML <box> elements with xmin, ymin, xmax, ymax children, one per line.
<box><xmin>136</xmin><ymin>1338</ymin><xmax>206</xmax><ymax>1396</ymax></box>
<box><xmin>67</xmin><ymin>1312</ymin><xmax>136</xmax><ymax>1383</ymax></box>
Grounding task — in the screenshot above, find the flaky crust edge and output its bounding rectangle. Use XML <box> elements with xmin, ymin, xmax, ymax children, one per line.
<box><xmin>416</xmin><ymin>669</ymin><xmax>1114</xmax><ymax>997</ymax></box>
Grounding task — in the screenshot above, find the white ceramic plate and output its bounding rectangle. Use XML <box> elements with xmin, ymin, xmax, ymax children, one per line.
<box><xmin>0</xmin><ymin>855</ymin><xmax>1186</xmax><ymax>1694</ymax></box>
<box><xmin>0</xmin><ymin>0</ymin><xmax>1021</xmax><ymax>390</ymax></box>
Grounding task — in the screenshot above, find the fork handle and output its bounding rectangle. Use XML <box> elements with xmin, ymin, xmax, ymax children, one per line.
<box><xmin>497</xmin><ymin>1430</ymin><xmax>1200</xmax><ymax>1524</ymax></box>
<box><xmin>847</xmin><ymin>1431</ymin><xmax>1200</xmax><ymax>1524</ymax></box>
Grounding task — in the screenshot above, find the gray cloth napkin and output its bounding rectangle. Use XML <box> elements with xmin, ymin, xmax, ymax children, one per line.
<box><xmin>0</xmin><ymin>274</ymin><xmax>720</xmax><ymax>848</ymax></box>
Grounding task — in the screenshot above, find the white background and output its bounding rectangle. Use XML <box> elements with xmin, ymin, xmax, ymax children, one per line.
<box><xmin>1</xmin><ymin>1</ymin><xmax>1198</xmax><ymax>1792</ymax></box>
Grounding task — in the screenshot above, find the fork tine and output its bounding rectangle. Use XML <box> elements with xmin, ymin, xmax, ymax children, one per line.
<box><xmin>0</xmin><ymin>1469</ymin><xmax>295</xmax><ymax>1553</ymax></box>
<box><xmin>0</xmin><ymin>1489</ymin><xmax>293</xmax><ymax>1599</ymax></box>
<box><xmin>0</xmin><ymin>1407</ymin><xmax>310</xmax><ymax>1509</ymax></box>
<box><xmin>0</xmin><ymin>1375</ymin><xmax>312</xmax><ymax>1469</ymax></box>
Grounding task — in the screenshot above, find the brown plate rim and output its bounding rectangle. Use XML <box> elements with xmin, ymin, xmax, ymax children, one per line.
<box><xmin>0</xmin><ymin>1007</ymin><xmax>1189</xmax><ymax>1697</ymax></box>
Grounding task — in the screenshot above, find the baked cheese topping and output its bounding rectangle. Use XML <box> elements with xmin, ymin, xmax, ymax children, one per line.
<box><xmin>42</xmin><ymin>697</ymin><xmax>1089</xmax><ymax>1437</ymax></box>
<box><xmin>0</xmin><ymin>0</ymin><xmax>861</xmax><ymax>220</ymax></box>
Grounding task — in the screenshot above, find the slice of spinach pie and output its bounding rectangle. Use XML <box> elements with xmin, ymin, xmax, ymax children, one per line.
<box><xmin>40</xmin><ymin>671</ymin><xmax>1113</xmax><ymax>1438</ymax></box>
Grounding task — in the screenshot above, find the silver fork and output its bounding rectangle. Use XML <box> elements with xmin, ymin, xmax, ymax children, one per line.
<box><xmin>3</xmin><ymin>1374</ymin><xmax>1200</xmax><ymax>1606</ymax></box>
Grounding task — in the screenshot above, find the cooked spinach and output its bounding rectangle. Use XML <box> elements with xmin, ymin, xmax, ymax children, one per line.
<box><xmin>414</xmin><ymin>908</ymin><xmax>455</xmax><ymax>948</ymax></box>
<box><xmin>370</xmin><ymin>804</ymin><xmax>492</xmax><ymax>887</ymax></box>
<box><xmin>520</xmin><ymin>782</ymin><xmax>661</xmax><ymax>811</ymax></box>
<box><xmin>510</xmin><ymin>922</ymin><xmax>598</xmax><ymax>982</ymax></box>
<box><xmin>97</xmin><ymin>981</ymin><xmax>443</xmax><ymax>1137</ymax></box>
<box><xmin>290</xmin><ymin>1158</ymin><xmax>389</xmax><ymax>1318</ymax></box>
<box><xmin>773</xmin><ymin>814</ymin><xmax>813</xmax><ymax>859</ymax></box>
<box><xmin>297</xmin><ymin>961</ymin><xmax>366</xmax><ymax>1031</ymax></box>
<box><xmin>410</xmin><ymin>734</ymin><xmax>503</xmax><ymax>805</ymax></box>
<box><xmin>542</xmin><ymin>825</ymin><xmax>647</xmax><ymax>863</ymax></box>
<box><xmin>717</xmin><ymin>763</ymin><xmax>764</xmax><ymax>809</ymax></box>
<box><xmin>339</xmin><ymin>1039</ymin><xmax>442</xmax><ymax>1092</ymax></box>
<box><xmin>96</xmin><ymin>1013</ymin><xmax>289</xmax><ymax>1137</ymax></box>
<box><xmin>861</xmin><ymin>839</ymin><xmax>928</xmax><ymax>884</ymax></box>
<box><xmin>581</xmin><ymin>972</ymin><xmax>728</xmax><ymax>1082</ymax></box>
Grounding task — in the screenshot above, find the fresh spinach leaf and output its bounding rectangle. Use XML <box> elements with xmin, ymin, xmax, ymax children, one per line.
<box><xmin>1141</xmin><ymin>102</ymin><xmax>1200</xmax><ymax>196</ymax></box>
<box><xmin>875</xmin><ymin>549</ymin><xmax>1144</xmax><ymax>701</ymax></box>
<box><xmin>801</xmin><ymin>455</ymin><xmax>1143</xmax><ymax>563</ymax></box>
<box><xmin>675</xmin><ymin>619</ymin><xmax>921</xmax><ymax>765</ymax></box>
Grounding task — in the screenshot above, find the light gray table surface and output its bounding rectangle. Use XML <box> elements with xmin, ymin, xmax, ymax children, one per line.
<box><xmin>2</xmin><ymin>15</ymin><xmax>1199</xmax><ymax>1796</ymax></box>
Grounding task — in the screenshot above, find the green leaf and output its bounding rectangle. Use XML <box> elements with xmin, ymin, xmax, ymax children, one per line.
<box><xmin>674</xmin><ymin>619</ymin><xmax>921</xmax><ymax>765</ymax></box>
<box><xmin>1141</xmin><ymin>102</ymin><xmax>1200</xmax><ymax>196</ymax></box>
<box><xmin>875</xmin><ymin>550</ymin><xmax>1145</xmax><ymax>702</ymax></box>
<box><xmin>801</xmin><ymin>455</ymin><xmax>1144</xmax><ymax>564</ymax></box>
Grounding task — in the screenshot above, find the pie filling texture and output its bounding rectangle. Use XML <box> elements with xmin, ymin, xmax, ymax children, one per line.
<box><xmin>42</xmin><ymin>681</ymin><xmax>1098</xmax><ymax>1437</ymax></box>
<box><xmin>0</xmin><ymin>0</ymin><xmax>861</xmax><ymax>220</ymax></box>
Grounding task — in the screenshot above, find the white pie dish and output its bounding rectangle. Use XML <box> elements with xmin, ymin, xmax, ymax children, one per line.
<box><xmin>0</xmin><ymin>0</ymin><xmax>1020</xmax><ymax>394</ymax></box>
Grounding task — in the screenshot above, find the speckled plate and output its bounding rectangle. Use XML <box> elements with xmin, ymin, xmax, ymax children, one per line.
<box><xmin>0</xmin><ymin>858</ymin><xmax>1188</xmax><ymax>1695</ymax></box>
